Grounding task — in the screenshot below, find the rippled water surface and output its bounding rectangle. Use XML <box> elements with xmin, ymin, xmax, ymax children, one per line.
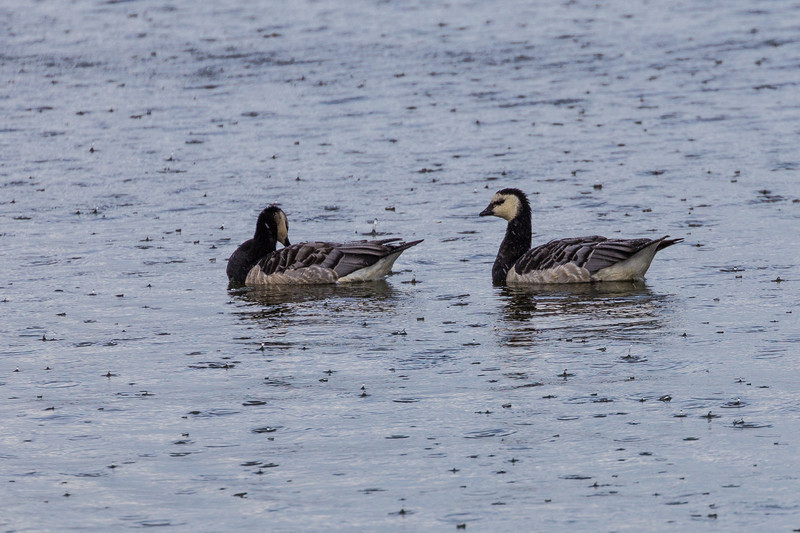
<box><xmin>2</xmin><ymin>0</ymin><xmax>799</xmax><ymax>530</ymax></box>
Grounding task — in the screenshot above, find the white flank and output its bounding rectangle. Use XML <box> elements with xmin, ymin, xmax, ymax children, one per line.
<box><xmin>338</xmin><ymin>251</ymin><xmax>403</xmax><ymax>282</ymax></box>
<box><xmin>592</xmin><ymin>240</ymin><xmax>661</xmax><ymax>281</ymax></box>
<box><xmin>507</xmin><ymin>262</ymin><xmax>591</xmax><ymax>284</ymax></box>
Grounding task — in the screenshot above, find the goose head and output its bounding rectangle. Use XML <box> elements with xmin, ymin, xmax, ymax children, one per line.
<box><xmin>480</xmin><ymin>188</ymin><xmax>530</xmax><ymax>221</ymax></box>
<box><xmin>256</xmin><ymin>205</ymin><xmax>290</xmax><ymax>246</ymax></box>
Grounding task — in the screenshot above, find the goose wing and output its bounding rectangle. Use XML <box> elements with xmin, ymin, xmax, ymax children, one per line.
<box><xmin>255</xmin><ymin>241</ymin><xmax>335</xmax><ymax>275</ymax></box>
<box><xmin>255</xmin><ymin>238</ymin><xmax>421</xmax><ymax>278</ymax></box>
<box><xmin>582</xmin><ymin>238</ymin><xmax>662</xmax><ymax>274</ymax></box>
<box><xmin>514</xmin><ymin>236</ymin><xmax>659</xmax><ymax>275</ymax></box>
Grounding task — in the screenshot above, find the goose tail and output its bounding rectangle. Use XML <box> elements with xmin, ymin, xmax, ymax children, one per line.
<box><xmin>389</xmin><ymin>239</ymin><xmax>424</xmax><ymax>254</ymax></box>
<box><xmin>656</xmin><ymin>236</ymin><xmax>684</xmax><ymax>252</ymax></box>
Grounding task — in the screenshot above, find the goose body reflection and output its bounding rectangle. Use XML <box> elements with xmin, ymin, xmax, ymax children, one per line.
<box><xmin>480</xmin><ymin>188</ymin><xmax>682</xmax><ymax>284</ymax></box>
<box><xmin>234</xmin><ymin>280</ymin><xmax>397</xmax><ymax>308</ymax></box>
<box><xmin>231</xmin><ymin>281</ymin><xmax>401</xmax><ymax>348</ymax></box>
<box><xmin>498</xmin><ymin>282</ymin><xmax>674</xmax><ymax>346</ymax></box>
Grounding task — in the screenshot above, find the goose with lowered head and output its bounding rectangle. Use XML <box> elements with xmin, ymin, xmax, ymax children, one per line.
<box><xmin>228</xmin><ymin>206</ymin><xmax>422</xmax><ymax>286</ymax></box>
<box><xmin>227</xmin><ymin>205</ymin><xmax>289</xmax><ymax>286</ymax></box>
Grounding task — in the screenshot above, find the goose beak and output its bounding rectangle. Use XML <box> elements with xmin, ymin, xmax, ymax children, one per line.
<box><xmin>479</xmin><ymin>204</ymin><xmax>494</xmax><ymax>217</ymax></box>
<box><xmin>282</xmin><ymin>237</ymin><xmax>291</xmax><ymax>246</ymax></box>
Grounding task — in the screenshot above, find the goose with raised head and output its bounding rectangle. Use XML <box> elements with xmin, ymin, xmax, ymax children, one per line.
<box><xmin>230</xmin><ymin>207</ymin><xmax>423</xmax><ymax>286</ymax></box>
<box><xmin>480</xmin><ymin>188</ymin><xmax>682</xmax><ymax>284</ymax></box>
<box><xmin>227</xmin><ymin>205</ymin><xmax>290</xmax><ymax>286</ymax></box>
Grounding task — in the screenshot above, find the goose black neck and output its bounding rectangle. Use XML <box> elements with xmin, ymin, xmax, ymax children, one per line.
<box><xmin>253</xmin><ymin>221</ymin><xmax>275</xmax><ymax>254</ymax></box>
<box><xmin>227</xmin><ymin>230</ymin><xmax>277</xmax><ymax>285</ymax></box>
<box><xmin>492</xmin><ymin>209</ymin><xmax>532</xmax><ymax>284</ymax></box>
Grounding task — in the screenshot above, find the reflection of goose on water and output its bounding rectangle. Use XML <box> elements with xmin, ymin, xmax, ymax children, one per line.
<box><xmin>497</xmin><ymin>283</ymin><xmax>673</xmax><ymax>345</ymax></box>
<box><xmin>227</xmin><ymin>205</ymin><xmax>422</xmax><ymax>286</ymax></box>
<box><xmin>501</xmin><ymin>282</ymin><xmax>660</xmax><ymax>321</ymax></box>
<box><xmin>480</xmin><ymin>188</ymin><xmax>683</xmax><ymax>284</ymax></box>
<box><xmin>234</xmin><ymin>279</ymin><xmax>397</xmax><ymax>307</ymax></box>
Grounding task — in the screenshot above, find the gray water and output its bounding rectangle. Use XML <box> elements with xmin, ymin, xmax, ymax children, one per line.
<box><xmin>2</xmin><ymin>0</ymin><xmax>799</xmax><ymax>531</ymax></box>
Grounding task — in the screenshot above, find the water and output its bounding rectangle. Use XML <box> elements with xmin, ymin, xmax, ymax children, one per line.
<box><xmin>2</xmin><ymin>0</ymin><xmax>799</xmax><ymax>530</ymax></box>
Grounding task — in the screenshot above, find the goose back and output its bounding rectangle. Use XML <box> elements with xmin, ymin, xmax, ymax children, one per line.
<box><xmin>508</xmin><ymin>235</ymin><xmax>683</xmax><ymax>283</ymax></box>
<box><xmin>246</xmin><ymin>238</ymin><xmax>423</xmax><ymax>285</ymax></box>
<box><xmin>482</xmin><ymin>187</ymin><xmax>682</xmax><ymax>284</ymax></box>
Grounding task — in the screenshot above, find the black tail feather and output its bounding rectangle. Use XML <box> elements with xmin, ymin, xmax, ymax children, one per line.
<box><xmin>656</xmin><ymin>236</ymin><xmax>684</xmax><ymax>251</ymax></box>
<box><xmin>388</xmin><ymin>239</ymin><xmax>424</xmax><ymax>254</ymax></box>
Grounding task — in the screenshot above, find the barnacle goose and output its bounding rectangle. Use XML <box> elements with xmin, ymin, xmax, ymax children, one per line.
<box><xmin>480</xmin><ymin>188</ymin><xmax>682</xmax><ymax>284</ymax></box>
<box><xmin>229</xmin><ymin>206</ymin><xmax>422</xmax><ymax>286</ymax></box>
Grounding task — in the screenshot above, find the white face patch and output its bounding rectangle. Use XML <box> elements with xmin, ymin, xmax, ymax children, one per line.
<box><xmin>275</xmin><ymin>211</ymin><xmax>289</xmax><ymax>245</ymax></box>
<box><xmin>490</xmin><ymin>193</ymin><xmax>521</xmax><ymax>221</ymax></box>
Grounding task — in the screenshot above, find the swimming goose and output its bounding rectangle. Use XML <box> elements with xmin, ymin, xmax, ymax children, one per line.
<box><xmin>231</xmin><ymin>208</ymin><xmax>423</xmax><ymax>286</ymax></box>
<box><xmin>480</xmin><ymin>188</ymin><xmax>682</xmax><ymax>284</ymax></box>
<box><xmin>227</xmin><ymin>205</ymin><xmax>290</xmax><ymax>285</ymax></box>
<box><xmin>246</xmin><ymin>237</ymin><xmax>423</xmax><ymax>285</ymax></box>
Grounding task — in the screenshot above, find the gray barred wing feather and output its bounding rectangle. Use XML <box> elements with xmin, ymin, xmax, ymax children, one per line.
<box><xmin>254</xmin><ymin>238</ymin><xmax>421</xmax><ymax>279</ymax></box>
<box><xmin>257</xmin><ymin>241</ymin><xmax>335</xmax><ymax>274</ymax></box>
<box><xmin>514</xmin><ymin>236</ymin><xmax>662</xmax><ymax>275</ymax></box>
<box><xmin>324</xmin><ymin>240</ymin><xmax>404</xmax><ymax>278</ymax></box>
<box><xmin>582</xmin><ymin>238</ymin><xmax>656</xmax><ymax>274</ymax></box>
<box><xmin>514</xmin><ymin>236</ymin><xmax>605</xmax><ymax>274</ymax></box>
